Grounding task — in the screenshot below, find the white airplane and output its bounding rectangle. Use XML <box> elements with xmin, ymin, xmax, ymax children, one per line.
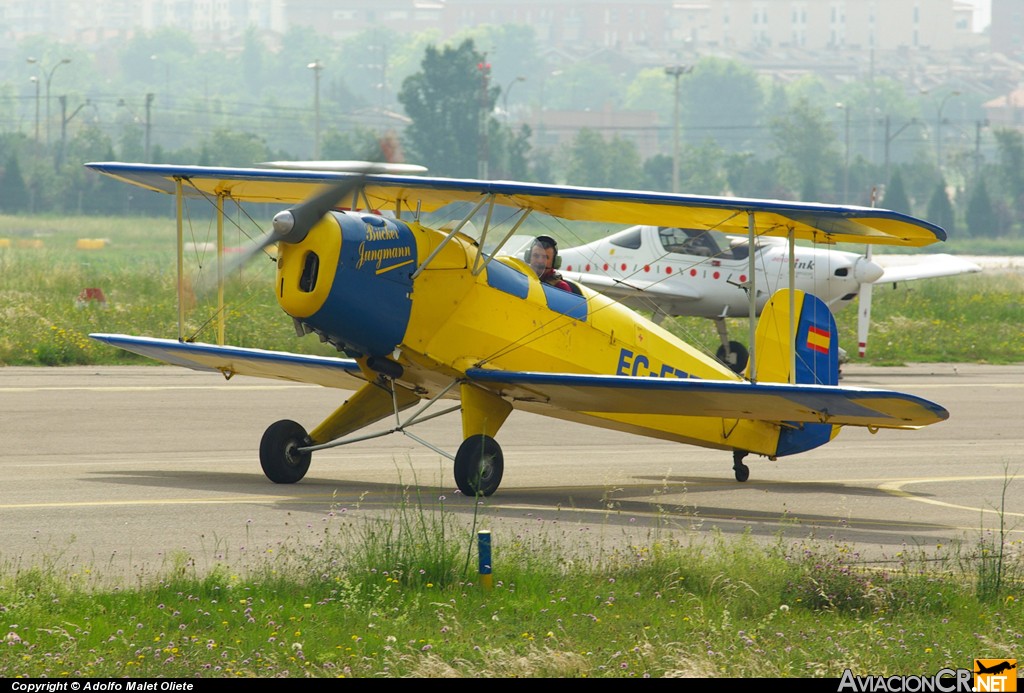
<box><xmin>556</xmin><ymin>225</ymin><xmax>981</xmax><ymax>371</ymax></box>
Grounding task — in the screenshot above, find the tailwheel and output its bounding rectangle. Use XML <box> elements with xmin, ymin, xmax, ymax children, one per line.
<box><xmin>716</xmin><ymin>341</ymin><xmax>749</xmax><ymax>374</ymax></box>
<box><xmin>732</xmin><ymin>450</ymin><xmax>750</xmax><ymax>483</ymax></box>
<box><xmin>454</xmin><ymin>435</ymin><xmax>504</xmax><ymax>497</ymax></box>
<box><xmin>260</xmin><ymin>419</ymin><xmax>312</xmax><ymax>484</ymax></box>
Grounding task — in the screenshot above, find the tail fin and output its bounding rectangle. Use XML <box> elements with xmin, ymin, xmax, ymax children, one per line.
<box><xmin>749</xmin><ymin>288</ymin><xmax>839</xmax><ymax>386</ymax></box>
<box><xmin>750</xmin><ymin>288</ymin><xmax>839</xmax><ymax>456</ymax></box>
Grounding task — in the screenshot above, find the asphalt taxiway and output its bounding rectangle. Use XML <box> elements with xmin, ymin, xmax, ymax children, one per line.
<box><xmin>1</xmin><ymin>363</ymin><xmax>1021</xmax><ymax>577</ymax></box>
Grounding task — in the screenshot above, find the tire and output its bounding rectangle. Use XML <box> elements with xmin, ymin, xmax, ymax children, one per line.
<box><xmin>259</xmin><ymin>419</ymin><xmax>311</xmax><ymax>484</ymax></box>
<box><xmin>453</xmin><ymin>435</ymin><xmax>504</xmax><ymax>497</ymax></box>
<box><xmin>716</xmin><ymin>340</ymin><xmax>749</xmax><ymax>373</ymax></box>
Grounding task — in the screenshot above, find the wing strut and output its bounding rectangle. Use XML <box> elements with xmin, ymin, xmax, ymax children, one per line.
<box><xmin>472</xmin><ymin>207</ymin><xmax>533</xmax><ymax>276</ymax></box>
<box><xmin>298</xmin><ymin>377</ymin><xmax>463</xmax><ymax>459</ymax></box>
<box><xmin>175</xmin><ymin>178</ymin><xmax>186</xmax><ymax>342</ymax></box>
<box><xmin>411</xmin><ymin>195</ymin><xmax>491</xmax><ymax>279</ymax></box>
<box><xmin>216</xmin><ymin>193</ymin><xmax>225</xmax><ymax>345</ymax></box>
<box><xmin>747</xmin><ymin>211</ymin><xmax>757</xmax><ymax>381</ymax></box>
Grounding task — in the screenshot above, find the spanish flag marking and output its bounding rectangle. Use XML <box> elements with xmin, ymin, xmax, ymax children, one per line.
<box><xmin>806</xmin><ymin>325</ymin><xmax>831</xmax><ymax>354</ymax></box>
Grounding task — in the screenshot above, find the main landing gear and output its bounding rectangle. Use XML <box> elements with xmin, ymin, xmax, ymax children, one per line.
<box><xmin>254</xmin><ymin>377</ymin><xmax>511</xmax><ymax>497</ymax></box>
<box><xmin>453</xmin><ymin>435</ymin><xmax>504</xmax><ymax>497</ymax></box>
<box><xmin>260</xmin><ymin>419</ymin><xmax>312</xmax><ymax>484</ymax></box>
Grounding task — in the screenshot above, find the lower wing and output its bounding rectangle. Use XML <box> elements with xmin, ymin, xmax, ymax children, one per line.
<box><xmin>466</xmin><ymin>368</ymin><xmax>948</xmax><ymax>429</ymax></box>
<box><xmin>874</xmin><ymin>253</ymin><xmax>982</xmax><ymax>283</ymax></box>
<box><xmin>561</xmin><ymin>271</ymin><xmax>702</xmax><ymax>305</ymax></box>
<box><xmin>90</xmin><ymin>334</ymin><xmax>364</xmax><ymax>389</ymax></box>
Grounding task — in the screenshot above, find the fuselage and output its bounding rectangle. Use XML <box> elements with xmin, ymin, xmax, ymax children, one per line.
<box><xmin>272</xmin><ymin>211</ymin><xmax>798</xmax><ymax>456</ymax></box>
<box><xmin>558</xmin><ymin>225</ymin><xmax>883</xmax><ymax>318</ymax></box>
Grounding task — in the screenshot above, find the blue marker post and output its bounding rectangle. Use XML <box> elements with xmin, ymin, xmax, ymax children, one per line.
<box><xmin>477</xmin><ymin>529</ymin><xmax>493</xmax><ymax>591</ymax></box>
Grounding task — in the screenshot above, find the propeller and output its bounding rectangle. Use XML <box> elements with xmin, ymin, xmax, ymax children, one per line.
<box><xmin>203</xmin><ymin>171</ymin><xmax>369</xmax><ymax>293</ymax></box>
<box><xmin>856</xmin><ymin>245</ymin><xmax>877</xmax><ymax>358</ymax></box>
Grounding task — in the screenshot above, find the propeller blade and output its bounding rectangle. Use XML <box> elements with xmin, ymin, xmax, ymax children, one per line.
<box><xmin>275</xmin><ymin>172</ymin><xmax>368</xmax><ymax>245</ymax></box>
<box><xmin>857</xmin><ymin>245</ymin><xmax>874</xmax><ymax>358</ymax></box>
<box><xmin>198</xmin><ymin>169</ymin><xmax>370</xmax><ymax>295</ymax></box>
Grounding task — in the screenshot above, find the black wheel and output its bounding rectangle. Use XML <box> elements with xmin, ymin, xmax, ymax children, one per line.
<box><xmin>260</xmin><ymin>419</ymin><xmax>311</xmax><ymax>484</ymax></box>
<box><xmin>732</xmin><ymin>450</ymin><xmax>750</xmax><ymax>482</ymax></box>
<box><xmin>454</xmin><ymin>435</ymin><xmax>504</xmax><ymax>497</ymax></box>
<box><xmin>716</xmin><ymin>341</ymin><xmax>749</xmax><ymax>373</ymax></box>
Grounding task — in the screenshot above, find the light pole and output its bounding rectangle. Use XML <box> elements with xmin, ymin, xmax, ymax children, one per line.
<box><xmin>307</xmin><ymin>59</ymin><xmax>324</xmax><ymax>160</ymax></box>
<box><xmin>29</xmin><ymin>76</ymin><xmax>40</xmax><ymax>145</ymax></box>
<box><xmin>664</xmin><ymin>64</ymin><xmax>691</xmax><ymax>193</ymax></box>
<box><xmin>883</xmin><ymin>115</ymin><xmax>921</xmax><ymax>185</ymax></box>
<box><xmin>836</xmin><ymin>102</ymin><xmax>851</xmax><ymax>203</ymax></box>
<box><xmin>27</xmin><ymin>57</ymin><xmax>71</xmax><ymax>147</ymax></box>
<box><xmin>935</xmin><ymin>90</ymin><xmax>961</xmax><ymax>171</ymax></box>
<box><xmin>118</xmin><ymin>93</ymin><xmax>155</xmax><ymax>162</ymax></box>
<box><xmin>503</xmin><ymin>76</ymin><xmax>525</xmax><ymax>121</ymax></box>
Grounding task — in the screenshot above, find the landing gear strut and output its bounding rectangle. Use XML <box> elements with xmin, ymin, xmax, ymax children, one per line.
<box><xmin>732</xmin><ymin>450</ymin><xmax>750</xmax><ymax>482</ymax></box>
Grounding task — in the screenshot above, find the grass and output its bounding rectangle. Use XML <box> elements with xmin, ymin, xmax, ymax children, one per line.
<box><xmin>1</xmin><ymin>213</ymin><xmax>1023</xmax><ymax>366</ymax></box>
<box><xmin>0</xmin><ymin>490</ymin><xmax>1021</xmax><ymax>678</ymax></box>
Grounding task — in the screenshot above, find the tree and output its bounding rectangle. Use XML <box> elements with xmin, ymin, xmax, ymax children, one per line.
<box><xmin>564</xmin><ymin>128</ymin><xmax>642</xmax><ymax>188</ymax></box>
<box><xmin>322</xmin><ymin>127</ymin><xmax>389</xmax><ymax>161</ymax></box>
<box><xmin>0</xmin><ymin>153</ymin><xmax>29</xmax><ymax>213</ymax></box>
<box><xmin>196</xmin><ymin>129</ymin><xmax>270</xmax><ymax>167</ymax></box>
<box><xmin>770</xmin><ymin>97</ymin><xmax>841</xmax><ymax>199</ymax></box>
<box><xmin>993</xmin><ymin>128</ymin><xmax>1024</xmax><ymax>233</ymax></box>
<box><xmin>398</xmin><ymin>39</ymin><xmax>498</xmax><ymax>177</ymax></box>
<box><xmin>965</xmin><ymin>177</ymin><xmax>999</xmax><ymax>238</ymax></box>
<box><xmin>926</xmin><ymin>180</ymin><xmax>956</xmax><ymax>236</ymax></box>
<box><xmin>882</xmin><ymin>169</ymin><xmax>912</xmax><ymax>215</ymax></box>
<box><xmin>682</xmin><ymin>58</ymin><xmax>764</xmax><ymax>153</ymax></box>
<box><xmin>564</xmin><ymin>129</ymin><xmax>609</xmax><ymax>186</ymax></box>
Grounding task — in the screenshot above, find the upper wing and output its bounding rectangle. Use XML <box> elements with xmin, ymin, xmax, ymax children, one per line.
<box><xmin>874</xmin><ymin>253</ymin><xmax>982</xmax><ymax>283</ymax></box>
<box><xmin>90</xmin><ymin>334</ymin><xmax>365</xmax><ymax>389</ymax></box>
<box><xmin>85</xmin><ymin>162</ymin><xmax>946</xmax><ymax>247</ymax></box>
<box><xmin>465</xmin><ymin>368</ymin><xmax>948</xmax><ymax>429</ymax></box>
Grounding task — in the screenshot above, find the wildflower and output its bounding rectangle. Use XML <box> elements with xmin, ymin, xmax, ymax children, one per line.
<box><xmin>779</xmin><ymin>605</ymin><xmax>790</xmax><ymax>612</ymax></box>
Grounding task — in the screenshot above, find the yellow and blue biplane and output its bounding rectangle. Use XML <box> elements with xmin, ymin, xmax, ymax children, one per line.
<box><xmin>86</xmin><ymin>162</ymin><xmax>949</xmax><ymax>496</ymax></box>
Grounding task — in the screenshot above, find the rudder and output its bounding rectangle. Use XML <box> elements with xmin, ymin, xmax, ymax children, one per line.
<box><xmin>750</xmin><ymin>289</ymin><xmax>839</xmax><ymax>456</ymax></box>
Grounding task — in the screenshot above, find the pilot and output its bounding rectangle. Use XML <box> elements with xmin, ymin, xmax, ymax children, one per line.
<box><xmin>526</xmin><ymin>235</ymin><xmax>573</xmax><ymax>292</ymax></box>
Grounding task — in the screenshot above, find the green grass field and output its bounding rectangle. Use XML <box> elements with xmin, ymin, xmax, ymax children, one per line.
<box><xmin>1</xmin><ymin>214</ymin><xmax>1021</xmax><ymax>366</ymax></box>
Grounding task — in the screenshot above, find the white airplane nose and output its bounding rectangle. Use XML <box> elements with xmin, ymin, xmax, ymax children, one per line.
<box><xmin>853</xmin><ymin>257</ymin><xmax>884</xmax><ymax>284</ymax></box>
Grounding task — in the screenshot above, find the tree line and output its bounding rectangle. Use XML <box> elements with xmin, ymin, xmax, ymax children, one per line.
<box><xmin>0</xmin><ymin>26</ymin><xmax>1017</xmax><ymax>238</ymax></box>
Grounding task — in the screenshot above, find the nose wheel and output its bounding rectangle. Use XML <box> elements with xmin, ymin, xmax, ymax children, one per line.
<box><xmin>454</xmin><ymin>435</ymin><xmax>504</xmax><ymax>497</ymax></box>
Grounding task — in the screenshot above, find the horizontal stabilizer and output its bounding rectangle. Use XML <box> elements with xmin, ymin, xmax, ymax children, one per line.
<box><xmin>90</xmin><ymin>334</ymin><xmax>363</xmax><ymax>389</ymax></box>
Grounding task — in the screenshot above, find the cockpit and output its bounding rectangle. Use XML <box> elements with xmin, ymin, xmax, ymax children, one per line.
<box><xmin>657</xmin><ymin>227</ymin><xmax>754</xmax><ymax>261</ymax></box>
